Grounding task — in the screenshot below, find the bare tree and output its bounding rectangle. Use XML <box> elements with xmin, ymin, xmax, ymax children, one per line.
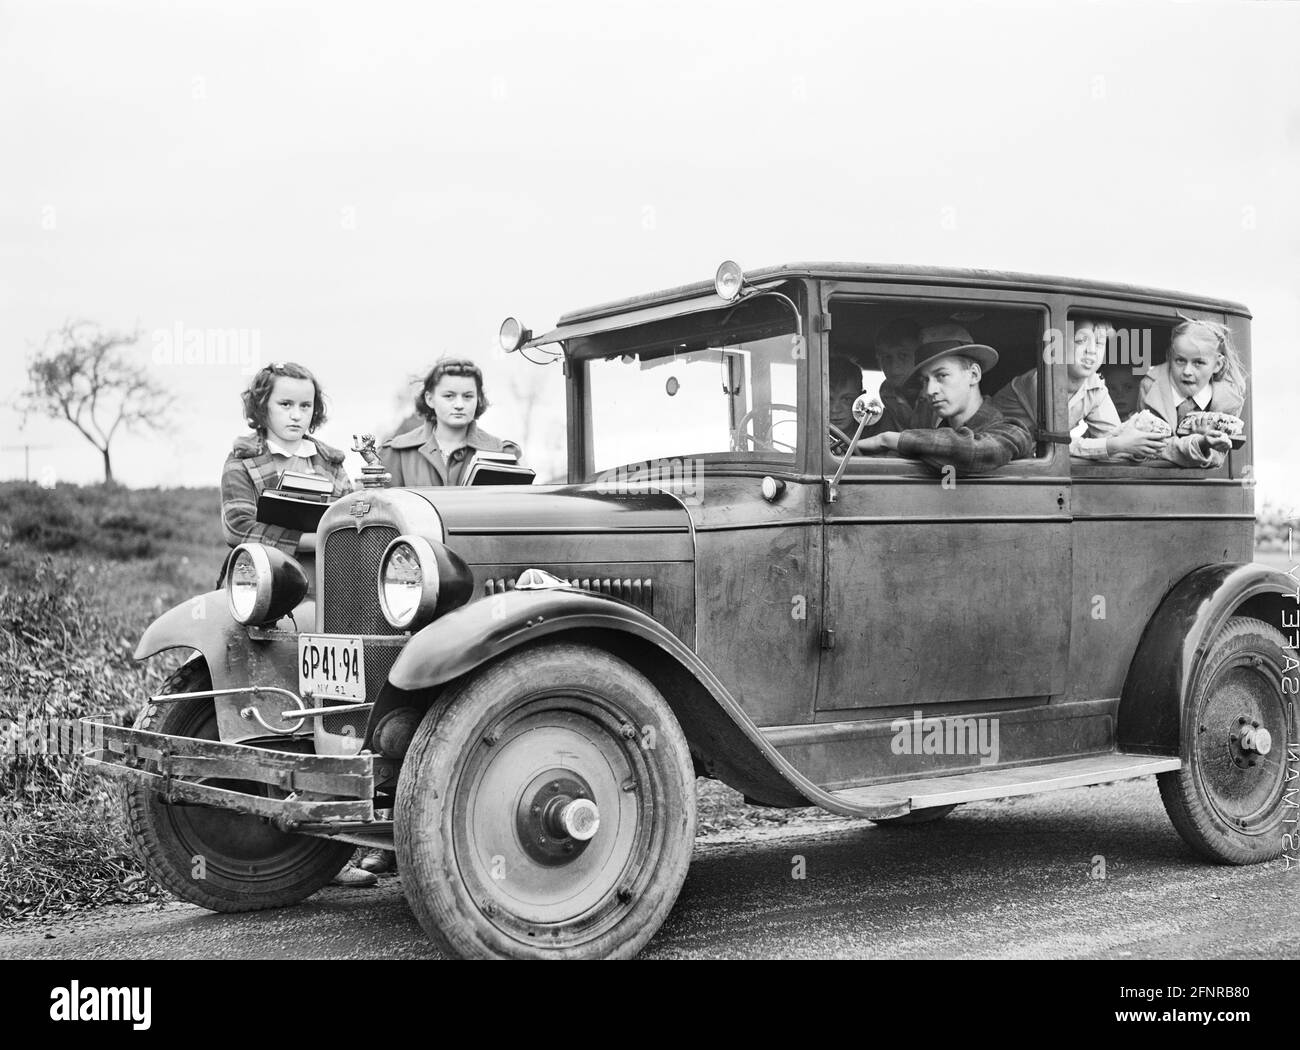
<box><xmin>19</xmin><ymin>321</ymin><xmax>172</xmax><ymax>484</ymax></box>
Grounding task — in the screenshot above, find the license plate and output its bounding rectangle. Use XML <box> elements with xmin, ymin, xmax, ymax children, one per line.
<box><xmin>298</xmin><ymin>634</ymin><xmax>366</xmax><ymax>702</ymax></box>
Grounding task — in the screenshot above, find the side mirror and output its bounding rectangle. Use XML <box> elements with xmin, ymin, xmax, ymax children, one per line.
<box><xmin>826</xmin><ymin>394</ymin><xmax>885</xmax><ymax>506</ymax></box>
<box><xmin>852</xmin><ymin>394</ymin><xmax>884</xmax><ymax>428</ymax></box>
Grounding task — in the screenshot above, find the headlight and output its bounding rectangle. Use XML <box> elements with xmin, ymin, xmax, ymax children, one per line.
<box><xmin>226</xmin><ymin>543</ymin><xmax>308</xmax><ymax>625</ymax></box>
<box><xmin>379</xmin><ymin>537</ymin><xmax>440</xmax><ymax>629</ymax></box>
<box><xmin>378</xmin><ymin>535</ymin><xmax>475</xmax><ymax>630</ymax></box>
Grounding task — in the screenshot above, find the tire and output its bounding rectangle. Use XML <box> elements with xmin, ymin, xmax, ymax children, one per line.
<box><xmin>1158</xmin><ymin>616</ymin><xmax>1296</xmax><ymax>865</ymax></box>
<box><xmin>124</xmin><ymin>659</ymin><xmax>354</xmax><ymax>911</ymax></box>
<box><xmin>395</xmin><ymin>642</ymin><xmax>696</xmax><ymax>960</ymax></box>
<box><xmin>870</xmin><ymin>804</ymin><xmax>959</xmax><ymax>827</ymax></box>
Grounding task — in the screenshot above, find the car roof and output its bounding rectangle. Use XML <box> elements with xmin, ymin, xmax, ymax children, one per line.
<box><xmin>556</xmin><ymin>262</ymin><xmax>1252</xmax><ymax>324</ymax></box>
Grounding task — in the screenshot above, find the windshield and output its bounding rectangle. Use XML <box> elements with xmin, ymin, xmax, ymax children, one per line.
<box><xmin>579</xmin><ymin>297</ymin><xmax>802</xmax><ymax>477</ymax></box>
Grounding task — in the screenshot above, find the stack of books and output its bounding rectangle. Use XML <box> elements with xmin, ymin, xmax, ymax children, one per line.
<box><xmin>461</xmin><ymin>451</ymin><xmax>536</xmax><ymax>486</ymax></box>
<box><xmin>256</xmin><ymin>471</ymin><xmax>335</xmax><ymax>531</ymax></box>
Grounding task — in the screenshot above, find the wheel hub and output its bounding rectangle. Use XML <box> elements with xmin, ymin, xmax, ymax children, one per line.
<box><xmin>516</xmin><ymin>772</ymin><xmax>598</xmax><ymax>866</ymax></box>
<box><xmin>1229</xmin><ymin>715</ymin><xmax>1273</xmax><ymax>769</ymax></box>
<box><xmin>1196</xmin><ymin>660</ymin><xmax>1288</xmax><ymax>830</ymax></box>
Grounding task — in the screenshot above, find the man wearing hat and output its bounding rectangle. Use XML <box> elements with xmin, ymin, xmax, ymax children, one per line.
<box><xmin>852</xmin><ymin>323</ymin><xmax>1034</xmax><ymax>474</ymax></box>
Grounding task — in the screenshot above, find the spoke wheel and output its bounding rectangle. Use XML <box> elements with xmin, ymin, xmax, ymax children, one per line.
<box><xmin>124</xmin><ymin>660</ymin><xmax>353</xmax><ymax>911</ymax></box>
<box><xmin>1158</xmin><ymin>616</ymin><xmax>1296</xmax><ymax>864</ymax></box>
<box><xmin>396</xmin><ymin>642</ymin><xmax>695</xmax><ymax>959</ymax></box>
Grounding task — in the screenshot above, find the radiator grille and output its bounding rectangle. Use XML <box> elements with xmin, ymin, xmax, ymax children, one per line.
<box><xmin>322</xmin><ymin>526</ymin><xmax>401</xmax><ymax>635</ymax></box>
<box><xmin>322</xmin><ymin>642</ymin><xmax>401</xmax><ymax>737</ymax></box>
<box><xmin>484</xmin><ymin>576</ymin><xmax>653</xmax><ymax>614</ymax></box>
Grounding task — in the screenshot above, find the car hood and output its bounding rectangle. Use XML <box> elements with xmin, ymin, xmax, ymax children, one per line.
<box><xmin>407</xmin><ymin>484</ymin><xmax>693</xmax><ymax>540</ymax></box>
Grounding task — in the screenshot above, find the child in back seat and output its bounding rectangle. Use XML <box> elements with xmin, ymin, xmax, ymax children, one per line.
<box><xmin>1139</xmin><ymin>318</ymin><xmax>1247</xmax><ymax>468</ymax></box>
<box><xmin>991</xmin><ymin>319</ymin><xmax>1164</xmax><ymax>460</ymax></box>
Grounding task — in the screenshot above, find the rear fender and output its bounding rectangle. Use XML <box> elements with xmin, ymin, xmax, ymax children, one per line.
<box><xmin>1117</xmin><ymin>562</ymin><xmax>1300</xmax><ymax>755</ymax></box>
<box><xmin>382</xmin><ymin>589</ymin><xmax>889</xmax><ymax>815</ymax></box>
<box><xmin>133</xmin><ymin>592</ymin><xmax>315</xmax><ymax>743</ymax></box>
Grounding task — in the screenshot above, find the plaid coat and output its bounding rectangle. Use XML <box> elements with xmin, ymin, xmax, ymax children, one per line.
<box><xmin>895</xmin><ymin>399</ymin><xmax>1034</xmax><ymax>475</ymax></box>
<box><xmin>220</xmin><ymin>433</ymin><xmax>354</xmax><ymax>553</ymax></box>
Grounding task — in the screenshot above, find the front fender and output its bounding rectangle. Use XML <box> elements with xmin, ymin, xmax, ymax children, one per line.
<box><xmin>389</xmin><ymin>590</ymin><xmax>663</xmax><ymax>692</ymax></box>
<box><xmin>386</xmin><ymin>589</ymin><xmax>904</xmax><ymax>818</ymax></box>
<box><xmin>133</xmin><ymin>592</ymin><xmax>315</xmax><ymax>743</ymax></box>
<box><xmin>1117</xmin><ymin>562</ymin><xmax>1300</xmax><ymax>755</ymax></box>
<box><xmin>135</xmin><ymin>591</ymin><xmax>239</xmax><ymax>664</ymax></box>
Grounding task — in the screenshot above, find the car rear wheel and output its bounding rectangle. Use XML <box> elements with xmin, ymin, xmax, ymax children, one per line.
<box><xmin>1158</xmin><ymin>616</ymin><xmax>1296</xmax><ymax>865</ymax></box>
<box><xmin>124</xmin><ymin>659</ymin><xmax>354</xmax><ymax>911</ymax></box>
<box><xmin>395</xmin><ymin>642</ymin><xmax>696</xmax><ymax>960</ymax></box>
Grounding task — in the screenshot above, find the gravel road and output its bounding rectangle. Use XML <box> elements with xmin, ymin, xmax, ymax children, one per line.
<box><xmin>2</xmin><ymin>777</ymin><xmax>1296</xmax><ymax>960</ymax></box>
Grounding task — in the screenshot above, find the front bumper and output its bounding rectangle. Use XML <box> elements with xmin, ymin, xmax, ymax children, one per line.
<box><xmin>80</xmin><ymin>717</ymin><xmax>375</xmax><ymax>829</ymax></box>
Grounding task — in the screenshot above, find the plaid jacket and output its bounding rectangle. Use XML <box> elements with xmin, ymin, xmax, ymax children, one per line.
<box><xmin>220</xmin><ymin>433</ymin><xmax>354</xmax><ymax>553</ymax></box>
<box><xmin>895</xmin><ymin>399</ymin><xmax>1034</xmax><ymax>475</ymax></box>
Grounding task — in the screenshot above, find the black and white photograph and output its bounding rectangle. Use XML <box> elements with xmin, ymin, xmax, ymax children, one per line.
<box><xmin>0</xmin><ymin>0</ymin><xmax>1297</xmax><ymax>1008</ymax></box>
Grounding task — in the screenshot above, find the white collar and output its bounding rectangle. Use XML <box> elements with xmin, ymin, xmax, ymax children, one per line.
<box><xmin>1068</xmin><ymin>370</ymin><xmax>1105</xmax><ymax>405</ymax></box>
<box><xmin>1191</xmin><ymin>385</ymin><xmax>1213</xmax><ymax>410</ymax></box>
<box><xmin>266</xmin><ymin>435</ymin><xmax>317</xmax><ymax>458</ymax></box>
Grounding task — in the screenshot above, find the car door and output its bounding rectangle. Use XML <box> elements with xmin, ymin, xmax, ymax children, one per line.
<box><xmin>814</xmin><ymin>283</ymin><xmax>1072</xmax><ymax>717</ymax></box>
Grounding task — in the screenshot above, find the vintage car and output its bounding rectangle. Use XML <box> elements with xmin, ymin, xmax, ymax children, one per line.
<box><xmin>86</xmin><ymin>262</ymin><xmax>1297</xmax><ymax>960</ymax></box>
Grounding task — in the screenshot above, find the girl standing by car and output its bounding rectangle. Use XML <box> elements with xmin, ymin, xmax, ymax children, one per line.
<box><xmin>219</xmin><ymin>362</ymin><xmax>375</xmax><ymax>888</ymax></box>
<box><xmin>380</xmin><ymin>358</ymin><xmax>522</xmax><ymax>486</ymax></box>
<box><xmin>363</xmin><ymin>358</ymin><xmax>521</xmax><ymax>878</ymax></box>
<box><xmin>220</xmin><ymin>361</ymin><xmax>353</xmax><ymax>557</ymax></box>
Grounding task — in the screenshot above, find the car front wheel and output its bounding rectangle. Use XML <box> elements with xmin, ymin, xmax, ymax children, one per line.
<box><xmin>395</xmin><ymin>641</ymin><xmax>696</xmax><ymax>959</ymax></box>
<box><xmin>124</xmin><ymin>659</ymin><xmax>355</xmax><ymax>911</ymax></box>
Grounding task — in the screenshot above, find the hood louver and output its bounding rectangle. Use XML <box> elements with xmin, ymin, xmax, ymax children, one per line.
<box><xmin>484</xmin><ymin>576</ymin><xmax>653</xmax><ymax>614</ymax></box>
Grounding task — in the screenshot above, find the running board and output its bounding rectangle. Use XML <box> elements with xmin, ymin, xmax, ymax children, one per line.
<box><xmin>831</xmin><ymin>754</ymin><xmax>1182</xmax><ymax>814</ymax></box>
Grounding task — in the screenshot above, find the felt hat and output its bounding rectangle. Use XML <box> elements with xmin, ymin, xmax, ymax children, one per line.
<box><xmin>906</xmin><ymin>323</ymin><xmax>998</xmax><ymax>385</ymax></box>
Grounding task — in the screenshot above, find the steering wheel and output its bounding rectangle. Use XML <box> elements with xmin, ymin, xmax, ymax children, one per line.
<box><xmin>732</xmin><ymin>406</ymin><xmax>859</xmax><ymax>455</ymax></box>
<box><xmin>732</xmin><ymin>403</ymin><xmax>800</xmax><ymax>453</ymax></box>
<box><xmin>827</xmin><ymin>422</ymin><xmax>855</xmax><ymax>455</ymax></box>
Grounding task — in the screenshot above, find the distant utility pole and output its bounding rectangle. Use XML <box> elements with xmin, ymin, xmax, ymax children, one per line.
<box><xmin>0</xmin><ymin>443</ymin><xmax>54</xmax><ymax>482</ymax></box>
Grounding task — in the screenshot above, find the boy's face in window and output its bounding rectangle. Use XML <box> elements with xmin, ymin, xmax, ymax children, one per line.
<box><xmin>1103</xmin><ymin>368</ymin><xmax>1141</xmax><ymax>418</ymax></box>
<box><xmin>1069</xmin><ymin>325</ymin><xmax>1105</xmax><ymax>382</ymax></box>
<box><xmin>829</xmin><ymin>373</ymin><xmax>864</xmax><ymax>433</ymax></box>
<box><xmin>876</xmin><ymin>343</ymin><xmax>917</xmax><ymax>390</ymax></box>
<box><xmin>919</xmin><ymin>355</ymin><xmax>980</xmax><ymax>421</ymax></box>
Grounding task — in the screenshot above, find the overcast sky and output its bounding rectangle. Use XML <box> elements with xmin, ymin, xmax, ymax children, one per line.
<box><xmin>1</xmin><ymin>0</ymin><xmax>1297</xmax><ymax>508</ymax></box>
